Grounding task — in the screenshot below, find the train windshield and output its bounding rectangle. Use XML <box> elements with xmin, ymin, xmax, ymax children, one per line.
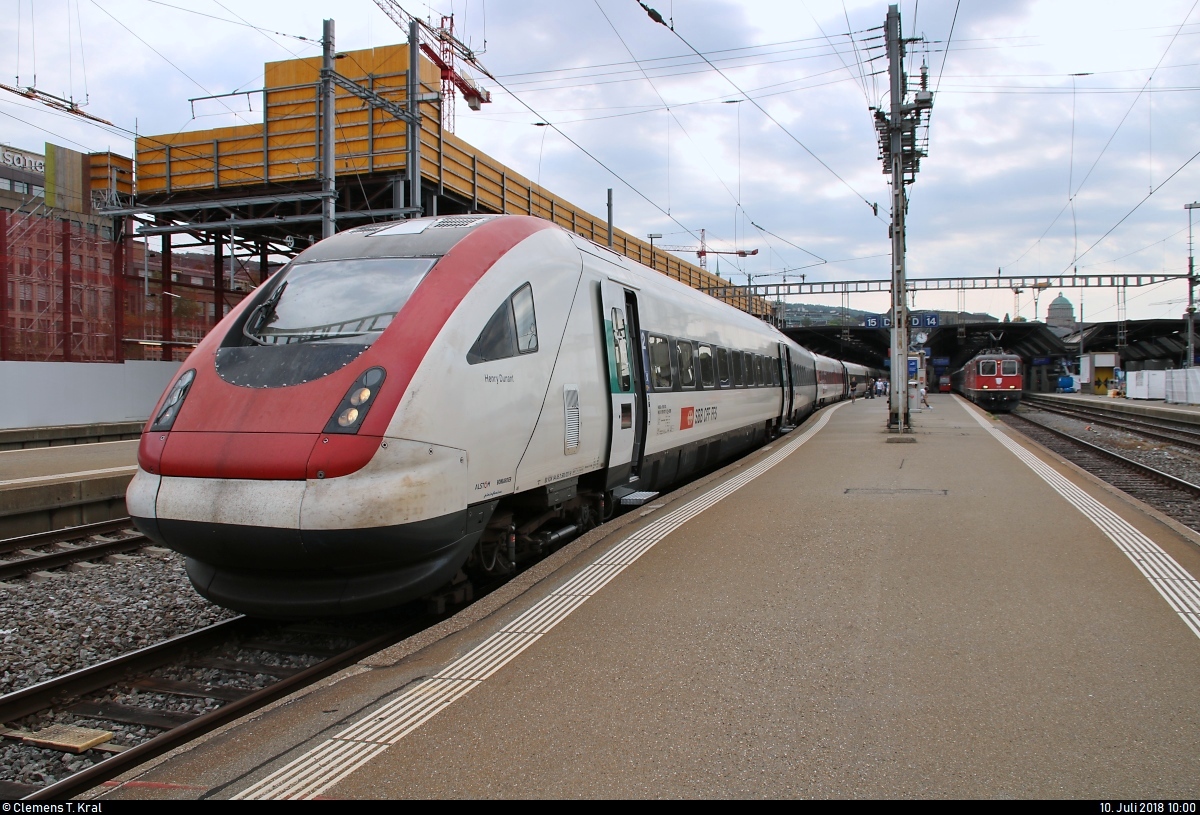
<box><xmin>1002</xmin><ymin>359</ymin><xmax>1019</xmax><ymax>376</ymax></box>
<box><xmin>245</xmin><ymin>257</ymin><xmax>435</xmax><ymax>346</ymax></box>
<box><xmin>979</xmin><ymin>360</ymin><xmax>997</xmax><ymax>376</ymax></box>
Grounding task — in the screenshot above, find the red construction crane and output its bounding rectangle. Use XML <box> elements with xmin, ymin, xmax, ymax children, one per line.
<box><xmin>372</xmin><ymin>1</ymin><xmax>491</xmax><ymax>132</ymax></box>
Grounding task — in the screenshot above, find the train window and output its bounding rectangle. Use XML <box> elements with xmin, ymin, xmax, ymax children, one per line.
<box><xmin>754</xmin><ymin>356</ymin><xmax>764</xmax><ymax>387</ymax></box>
<box><xmin>732</xmin><ymin>351</ymin><xmax>744</xmax><ymax>386</ymax></box>
<box><xmin>467</xmin><ymin>283</ymin><xmax>538</xmax><ymax>364</ymax></box>
<box><xmin>1001</xmin><ymin>359</ymin><xmax>1019</xmax><ymax>376</ymax></box>
<box><xmin>678</xmin><ymin>341</ymin><xmax>697</xmax><ymax>388</ymax></box>
<box><xmin>512</xmin><ymin>284</ymin><xmax>538</xmax><ymax>353</ymax></box>
<box><xmin>979</xmin><ymin>360</ymin><xmax>997</xmax><ymax>376</ymax></box>
<box><xmin>698</xmin><ymin>345</ymin><xmax>715</xmax><ymax>388</ymax></box>
<box><xmin>647</xmin><ymin>334</ymin><xmax>673</xmax><ymax>390</ymax></box>
<box><xmin>716</xmin><ymin>347</ymin><xmax>730</xmax><ymax>387</ymax></box>
<box><xmin>241</xmin><ymin>257</ymin><xmax>434</xmax><ymax>347</ymax></box>
<box><xmin>610</xmin><ymin>308</ymin><xmax>632</xmax><ymax>392</ymax></box>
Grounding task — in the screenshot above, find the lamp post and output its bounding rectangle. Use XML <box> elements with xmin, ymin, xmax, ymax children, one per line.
<box><xmin>647</xmin><ymin>233</ymin><xmax>661</xmax><ymax>271</ymax></box>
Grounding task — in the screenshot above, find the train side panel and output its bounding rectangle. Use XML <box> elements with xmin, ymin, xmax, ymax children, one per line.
<box><xmin>512</xmin><ymin>264</ymin><xmax>610</xmax><ymax>494</ymax></box>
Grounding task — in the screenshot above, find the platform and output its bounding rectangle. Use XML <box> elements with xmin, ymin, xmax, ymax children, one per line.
<box><xmin>0</xmin><ymin>438</ymin><xmax>137</xmax><ymax>536</ymax></box>
<box><xmin>1031</xmin><ymin>390</ymin><xmax>1200</xmax><ymax>423</ymax></box>
<box><xmin>92</xmin><ymin>392</ymin><xmax>1200</xmax><ymax>799</ymax></box>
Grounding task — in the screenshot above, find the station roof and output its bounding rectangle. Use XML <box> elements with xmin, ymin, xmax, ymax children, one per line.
<box><xmin>1061</xmin><ymin>319</ymin><xmax>1191</xmax><ymax>363</ymax></box>
<box><xmin>784</xmin><ymin>321</ymin><xmax>1070</xmax><ymax>370</ymax></box>
<box><xmin>788</xmin><ymin>318</ymin><xmax>1197</xmax><ymax>369</ymax></box>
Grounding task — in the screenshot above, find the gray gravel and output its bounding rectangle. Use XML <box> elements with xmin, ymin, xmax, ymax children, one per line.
<box><xmin>1</xmin><ymin>549</ymin><xmax>239</xmax><ymax>789</ymax></box>
<box><xmin>1018</xmin><ymin>405</ymin><xmax>1200</xmax><ymax>486</ymax></box>
<box><xmin>0</xmin><ymin>549</ymin><xmax>236</xmax><ymax>697</ymax></box>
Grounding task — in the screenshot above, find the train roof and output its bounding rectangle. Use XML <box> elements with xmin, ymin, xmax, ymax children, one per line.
<box><xmin>295</xmin><ymin>214</ymin><xmax>504</xmax><ymax>262</ymax></box>
<box><xmin>966</xmin><ymin>349</ymin><xmax>1023</xmax><ymax>359</ymax></box>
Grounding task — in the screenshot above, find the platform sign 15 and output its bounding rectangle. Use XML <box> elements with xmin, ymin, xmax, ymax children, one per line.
<box><xmin>864</xmin><ymin>314</ymin><xmax>893</xmax><ymax>328</ymax></box>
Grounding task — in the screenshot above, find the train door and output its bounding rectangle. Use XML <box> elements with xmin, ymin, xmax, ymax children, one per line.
<box><xmin>599</xmin><ymin>280</ymin><xmax>645</xmax><ymax>490</ymax></box>
<box><xmin>778</xmin><ymin>343</ymin><xmax>793</xmax><ymax>424</ymax></box>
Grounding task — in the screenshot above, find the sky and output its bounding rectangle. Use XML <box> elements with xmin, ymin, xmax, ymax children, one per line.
<box><xmin>3</xmin><ymin>0</ymin><xmax>1200</xmax><ymax>325</ymax></box>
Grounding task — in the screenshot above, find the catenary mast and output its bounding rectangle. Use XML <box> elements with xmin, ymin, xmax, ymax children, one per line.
<box><xmin>875</xmin><ymin>5</ymin><xmax>932</xmax><ymax>431</ymax></box>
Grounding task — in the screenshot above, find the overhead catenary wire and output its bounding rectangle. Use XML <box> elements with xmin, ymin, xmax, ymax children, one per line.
<box><xmin>1005</xmin><ymin>0</ymin><xmax>1198</xmax><ymax>273</ymax></box>
<box><xmin>801</xmin><ymin>2</ymin><xmax>872</xmax><ymax>105</ymax></box>
<box><xmin>592</xmin><ymin>0</ymin><xmax>781</xmax><ymax>257</ymax></box>
<box><xmin>143</xmin><ymin>0</ymin><xmax>317</xmax><ymax>43</ymax></box>
<box><xmin>487</xmin><ymin>40</ymin><xmax>886</xmax><ymax>95</ymax></box>
<box><xmin>1066</xmin><ymin>0</ymin><xmax>1196</xmax><ymax>207</ymax></box>
<box><xmin>72</xmin><ymin>0</ymin><xmax>90</xmax><ymax>104</ymax></box>
<box><xmin>471</xmin><ymin>64</ymin><xmax>884</xmax><ymax>126</ymax></box>
<box><xmin>596</xmin><ymin>1</ymin><xmax>836</xmax><ymax>272</ymax></box>
<box><xmin>488</xmin><ymin>28</ymin><xmax>883</xmax><ymax>83</ymax></box>
<box><xmin>1060</xmin><ymin>144</ymin><xmax>1200</xmax><ymax>273</ymax></box>
<box><xmin>86</xmin><ymin>0</ymin><xmax>258</xmax><ymax>127</ymax></box>
<box><xmin>636</xmin><ymin>2</ymin><xmax>884</xmax><ymax>222</ymax></box>
<box><xmin>483</xmin><ymin>69</ymin><xmax>705</xmax><ymax>244</ymax></box>
<box><xmin>0</xmin><ymin>2</ymin><xmax>348</xmax><ymax>215</ymax></box>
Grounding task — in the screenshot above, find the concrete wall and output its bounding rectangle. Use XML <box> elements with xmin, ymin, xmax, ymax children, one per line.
<box><xmin>0</xmin><ymin>360</ymin><xmax>181</xmax><ymax>429</ymax></box>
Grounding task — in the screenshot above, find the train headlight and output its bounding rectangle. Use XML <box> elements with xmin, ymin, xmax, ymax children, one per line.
<box><xmin>325</xmin><ymin>367</ymin><xmax>386</xmax><ymax>434</ymax></box>
<box><xmin>151</xmin><ymin>369</ymin><xmax>196</xmax><ymax>431</ymax></box>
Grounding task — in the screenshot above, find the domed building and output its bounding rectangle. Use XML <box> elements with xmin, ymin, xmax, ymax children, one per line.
<box><xmin>1046</xmin><ymin>292</ymin><xmax>1075</xmax><ymax>328</ymax></box>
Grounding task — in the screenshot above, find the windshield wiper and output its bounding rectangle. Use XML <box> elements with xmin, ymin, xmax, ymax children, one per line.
<box><xmin>242</xmin><ymin>281</ymin><xmax>288</xmax><ymax>345</ymax></box>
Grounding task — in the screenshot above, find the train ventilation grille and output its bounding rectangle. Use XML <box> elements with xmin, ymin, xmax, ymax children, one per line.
<box><xmin>430</xmin><ymin>216</ymin><xmax>490</xmax><ymax>229</ymax></box>
<box><xmin>564</xmin><ymin>385</ymin><xmax>580</xmax><ymax>454</ymax></box>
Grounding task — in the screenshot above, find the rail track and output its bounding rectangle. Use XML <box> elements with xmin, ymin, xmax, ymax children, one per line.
<box><xmin>0</xmin><ymin>612</ymin><xmax>427</xmax><ymax>800</ymax></box>
<box><xmin>1022</xmin><ymin>394</ymin><xmax>1200</xmax><ymax>450</ymax></box>
<box><xmin>0</xmin><ymin>519</ymin><xmax>149</xmax><ymax>582</ymax></box>
<box><xmin>1000</xmin><ymin>411</ymin><xmax>1200</xmax><ymax>532</ymax></box>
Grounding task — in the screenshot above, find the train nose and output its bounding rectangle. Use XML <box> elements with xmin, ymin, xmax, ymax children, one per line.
<box><xmin>129</xmin><ymin>439</ymin><xmax>476</xmax><ymax>617</ymax></box>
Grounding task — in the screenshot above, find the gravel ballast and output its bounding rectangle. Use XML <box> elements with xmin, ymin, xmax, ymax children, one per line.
<box><xmin>0</xmin><ymin>550</ymin><xmax>236</xmax><ymax>696</ymax></box>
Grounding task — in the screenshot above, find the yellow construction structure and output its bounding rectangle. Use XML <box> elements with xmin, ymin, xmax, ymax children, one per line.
<box><xmin>135</xmin><ymin>42</ymin><xmax>766</xmax><ymax>316</ymax></box>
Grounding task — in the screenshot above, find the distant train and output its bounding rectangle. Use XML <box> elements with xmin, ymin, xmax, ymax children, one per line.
<box><xmin>128</xmin><ymin>214</ymin><xmax>878</xmax><ymax>618</ymax></box>
<box><xmin>951</xmin><ymin>350</ymin><xmax>1024</xmax><ymax>411</ymax></box>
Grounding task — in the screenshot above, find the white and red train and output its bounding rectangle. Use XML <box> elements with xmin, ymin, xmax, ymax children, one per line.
<box><xmin>950</xmin><ymin>350</ymin><xmax>1024</xmax><ymax>411</ymax></box>
<box><xmin>128</xmin><ymin>215</ymin><xmax>877</xmax><ymax>617</ymax></box>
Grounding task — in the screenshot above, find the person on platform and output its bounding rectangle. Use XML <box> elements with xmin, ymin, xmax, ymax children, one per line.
<box><xmin>919</xmin><ymin>384</ymin><xmax>931</xmax><ymax>410</ymax></box>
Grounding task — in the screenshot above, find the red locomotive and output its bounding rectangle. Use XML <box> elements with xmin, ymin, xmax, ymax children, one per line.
<box><xmin>950</xmin><ymin>350</ymin><xmax>1023</xmax><ymax>412</ymax></box>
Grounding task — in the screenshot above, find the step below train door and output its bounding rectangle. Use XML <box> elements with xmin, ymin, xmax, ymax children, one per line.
<box><xmin>599</xmin><ymin>279</ymin><xmax>645</xmax><ymax>490</ymax></box>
